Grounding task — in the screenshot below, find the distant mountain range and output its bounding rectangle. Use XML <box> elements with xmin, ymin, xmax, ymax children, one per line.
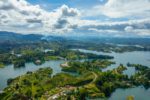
<box><xmin>0</xmin><ymin>31</ymin><xmax>150</xmax><ymax>45</ymax></box>
<box><xmin>0</xmin><ymin>31</ymin><xmax>69</xmax><ymax>43</ymax></box>
<box><xmin>0</xmin><ymin>31</ymin><xmax>43</xmax><ymax>43</ymax></box>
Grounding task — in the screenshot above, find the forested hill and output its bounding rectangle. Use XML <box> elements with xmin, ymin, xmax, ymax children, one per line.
<box><xmin>0</xmin><ymin>31</ymin><xmax>43</xmax><ymax>43</ymax></box>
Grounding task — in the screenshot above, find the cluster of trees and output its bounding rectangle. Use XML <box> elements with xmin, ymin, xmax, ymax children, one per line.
<box><xmin>0</xmin><ymin>50</ymin><xmax>46</xmax><ymax>68</ymax></box>
<box><xmin>0</xmin><ymin>53</ymin><xmax>12</xmax><ymax>66</ymax></box>
<box><xmin>53</xmin><ymin>49</ymin><xmax>113</xmax><ymax>60</ymax></box>
<box><xmin>60</xmin><ymin>66</ymin><xmax>130</xmax><ymax>99</ymax></box>
<box><xmin>128</xmin><ymin>63</ymin><xmax>150</xmax><ymax>89</ymax></box>
<box><xmin>62</xmin><ymin>60</ymin><xmax>115</xmax><ymax>74</ymax></box>
<box><xmin>13</xmin><ymin>59</ymin><xmax>25</xmax><ymax>68</ymax></box>
<box><xmin>96</xmin><ymin>70</ymin><xmax>129</xmax><ymax>97</ymax></box>
<box><xmin>1</xmin><ymin>68</ymin><xmax>53</xmax><ymax>99</ymax></box>
<box><xmin>127</xmin><ymin>63</ymin><xmax>149</xmax><ymax>71</ymax></box>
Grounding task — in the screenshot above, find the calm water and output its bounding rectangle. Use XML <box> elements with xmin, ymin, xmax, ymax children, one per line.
<box><xmin>72</xmin><ymin>49</ymin><xmax>150</xmax><ymax>66</ymax></box>
<box><xmin>109</xmin><ymin>86</ymin><xmax>150</xmax><ymax>100</ymax></box>
<box><xmin>0</xmin><ymin>60</ymin><xmax>65</xmax><ymax>90</ymax></box>
<box><xmin>0</xmin><ymin>49</ymin><xmax>150</xmax><ymax>100</ymax></box>
<box><xmin>72</xmin><ymin>49</ymin><xmax>150</xmax><ymax>76</ymax></box>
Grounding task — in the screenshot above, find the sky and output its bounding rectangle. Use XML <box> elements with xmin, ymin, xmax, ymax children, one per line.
<box><xmin>0</xmin><ymin>0</ymin><xmax>150</xmax><ymax>37</ymax></box>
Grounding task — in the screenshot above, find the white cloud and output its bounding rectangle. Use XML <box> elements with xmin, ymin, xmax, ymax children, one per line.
<box><xmin>89</xmin><ymin>0</ymin><xmax>150</xmax><ymax>18</ymax></box>
<box><xmin>124</xmin><ymin>26</ymin><xmax>134</xmax><ymax>32</ymax></box>
<box><xmin>0</xmin><ymin>0</ymin><xmax>79</xmax><ymax>34</ymax></box>
<box><xmin>78</xmin><ymin>18</ymin><xmax>150</xmax><ymax>29</ymax></box>
<box><xmin>124</xmin><ymin>26</ymin><xmax>150</xmax><ymax>36</ymax></box>
<box><xmin>0</xmin><ymin>0</ymin><xmax>150</xmax><ymax>37</ymax></box>
<box><xmin>75</xmin><ymin>18</ymin><xmax>150</xmax><ymax>36</ymax></box>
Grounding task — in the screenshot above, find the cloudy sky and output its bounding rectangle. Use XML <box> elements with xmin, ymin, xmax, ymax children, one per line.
<box><xmin>0</xmin><ymin>0</ymin><xmax>150</xmax><ymax>37</ymax></box>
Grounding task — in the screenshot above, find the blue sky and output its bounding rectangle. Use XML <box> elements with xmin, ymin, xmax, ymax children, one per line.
<box><xmin>27</xmin><ymin>0</ymin><xmax>107</xmax><ymax>9</ymax></box>
<box><xmin>0</xmin><ymin>0</ymin><xmax>150</xmax><ymax>37</ymax></box>
<box><xmin>27</xmin><ymin>0</ymin><xmax>110</xmax><ymax>20</ymax></box>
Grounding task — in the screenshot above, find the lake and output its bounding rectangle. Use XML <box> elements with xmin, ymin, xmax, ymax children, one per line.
<box><xmin>0</xmin><ymin>49</ymin><xmax>150</xmax><ymax>100</ymax></box>
<box><xmin>109</xmin><ymin>86</ymin><xmax>150</xmax><ymax>100</ymax></box>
